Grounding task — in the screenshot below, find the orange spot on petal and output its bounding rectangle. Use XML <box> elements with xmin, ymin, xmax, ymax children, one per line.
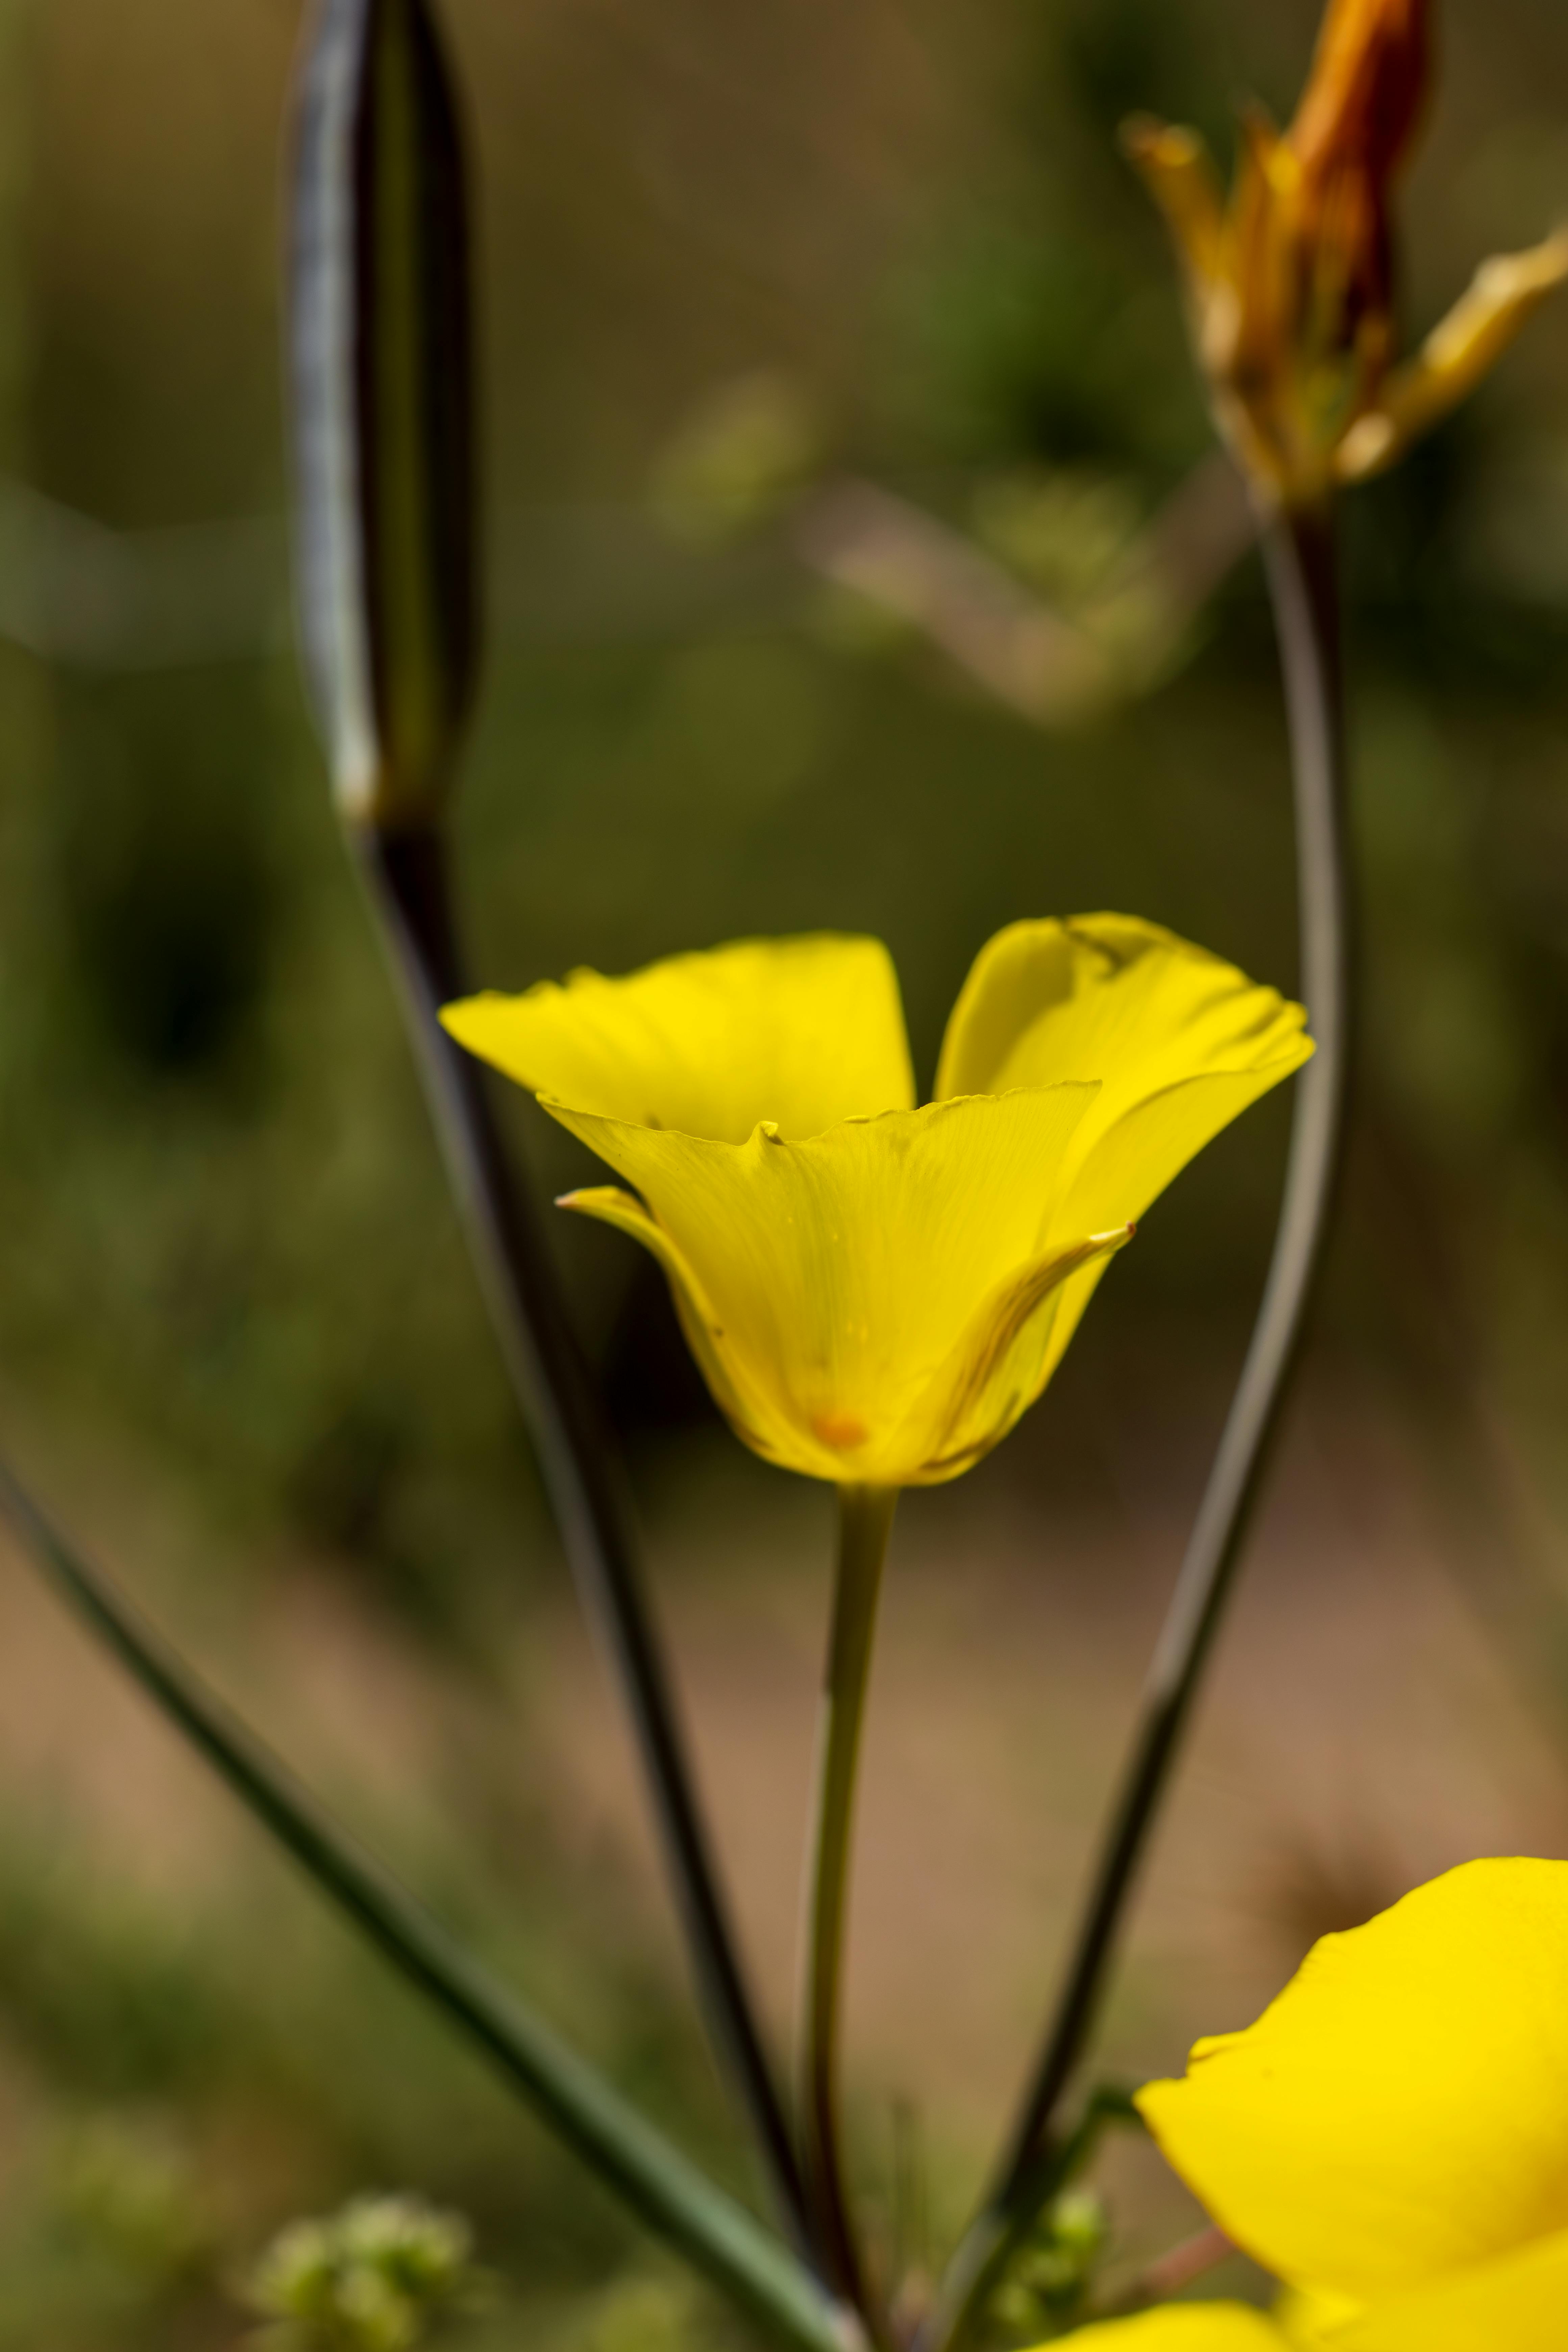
<box><xmin>811</xmin><ymin>1410</ymin><xmax>869</xmax><ymax>1451</ymax></box>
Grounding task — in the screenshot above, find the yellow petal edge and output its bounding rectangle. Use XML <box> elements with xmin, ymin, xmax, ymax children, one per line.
<box><xmin>442</xmin><ymin>932</ymin><xmax>915</xmax><ymax>1144</ymax></box>
<box><xmin>938</xmin><ymin>915</ymin><xmax>1312</xmax><ymax>1389</ymax></box>
<box><xmin>1046</xmin><ymin>2309</ymin><xmax>1288</xmax><ymax>2348</ymax></box>
<box><xmin>1137</xmin><ymin>1859</ymin><xmax>1568</xmax><ymax>2308</ymax></box>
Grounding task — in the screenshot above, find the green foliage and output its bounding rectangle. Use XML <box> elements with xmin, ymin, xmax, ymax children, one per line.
<box><xmin>47</xmin><ymin>2114</ymin><xmax>212</xmax><ymax>2282</ymax></box>
<box><xmin>247</xmin><ymin>2195</ymin><xmax>485</xmax><ymax>2352</ymax></box>
<box><xmin>970</xmin><ymin>467</ymin><xmax>1144</xmax><ymax>611</ymax></box>
<box><xmin>984</xmin><ymin>2189</ymin><xmax>1109</xmax><ymax>2345</ymax></box>
<box><xmin>567</xmin><ymin>2275</ymin><xmax>724</xmax><ymax>2352</ymax></box>
<box><xmin>0</xmin><ymin>1811</ymin><xmax>759</xmax><ymax>2349</ymax></box>
<box><xmin>649</xmin><ymin>374</ymin><xmax>826</xmax><ymax>546</ymax></box>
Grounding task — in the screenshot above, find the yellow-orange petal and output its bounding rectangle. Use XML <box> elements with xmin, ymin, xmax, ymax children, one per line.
<box><xmin>1122</xmin><ymin>118</ymin><xmax>1228</xmax><ymax>291</ymax></box>
<box><xmin>1339</xmin><ymin>232</ymin><xmax>1568</xmax><ymax>483</ymax></box>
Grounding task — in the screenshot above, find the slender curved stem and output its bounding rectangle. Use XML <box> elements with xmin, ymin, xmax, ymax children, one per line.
<box><xmin>354</xmin><ymin>820</ymin><xmax>816</xmax><ymax>2266</ymax></box>
<box><xmin>799</xmin><ymin>1486</ymin><xmax>899</xmax><ymax>2325</ymax></box>
<box><xmin>923</xmin><ymin>502</ymin><xmax>1351</xmax><ymax>2350</ymax></box>
<box><xmin>0</xmin><ymin>1452</ymin><xmax>851</xmax><ymax>2352</ymax></box>
<box><xmin>1096</xmin><ymin>2224</ymin><xmax>1235</xmax><ymax>2319</ymax></box>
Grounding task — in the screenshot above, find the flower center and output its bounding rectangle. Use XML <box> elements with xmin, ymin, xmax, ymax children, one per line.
<box><xmin>811</xmin><ymin>1410</ymin><xmax>870</xmax><ymax>1451</ymax></box>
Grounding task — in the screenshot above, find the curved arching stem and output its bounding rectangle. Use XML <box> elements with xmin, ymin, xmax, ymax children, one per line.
<box><xmin>923</xmin><ymin>503</ymin><xmax>1352</xmax><ymax>2350</ymax></box>
<box><xmin>358</xmin><ymin>824</ymin><xmax>817</xmax><ymax>2266</ymax></box>
<box><xmin>288</xmin><ymin>0</ymin><xmax>814</xmax><ymax>2264</ymax></box>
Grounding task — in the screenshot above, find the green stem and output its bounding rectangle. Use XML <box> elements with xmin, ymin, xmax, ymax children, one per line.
<box><xmin>0</xmin><ymin>1452</ymin><xmax>852</xmax><ymax>2352</ymax></box>
<box><xmin>923</xmin><ymin>500</ymin><xmax>1350</xmax><ymax>2351</ymax></box>
<box><xmin>799</xmin><ymin>1486</ymin><xmax>898</xmax><ymax>2325</ymax></box>
<box><xmin>915</xmin><ymin>2087</ymin><xmax>1137</xmax><ymax>2346</ymax></box>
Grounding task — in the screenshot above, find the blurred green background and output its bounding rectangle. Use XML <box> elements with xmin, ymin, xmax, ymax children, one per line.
<box><xmin>1</xmin><ymin>0</ymin><xmax>1567</xmax><ymax>2342</ymax></box>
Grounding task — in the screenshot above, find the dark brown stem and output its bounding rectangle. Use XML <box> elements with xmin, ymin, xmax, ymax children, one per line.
<box><xmin>354</xmin><ymin>819</ymin><xmax>817</xmax><ymax>2270</ymax></box>
<box><xmin>1099</xmin><ymin>2225</ymin><xmax>1235</xmax><ymax>2318</ymax></box>
<box><xmin>923</xmin><ymin>503</ymin><xmax>1351</xmax><ymax>2350</ymax></box>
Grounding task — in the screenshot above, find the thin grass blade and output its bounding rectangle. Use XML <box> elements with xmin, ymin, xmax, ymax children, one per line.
<box><xmin>0</xmin><ymin>1454</ymin><xmax>850</xmax><ymax>2352</ymax></box>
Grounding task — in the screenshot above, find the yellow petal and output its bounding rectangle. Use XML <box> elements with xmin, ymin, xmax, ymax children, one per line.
<box><xmin>1339</xmin><ymin>232</ymin><xmax>1568</xmax><ymax>483</ymax></box>
<box><xmin>1030</xmin><ymin>1060</ymin><xmax>1316</xmax><ymax>1398</ymax></box>
<box><xmin>1137</xmin><ymin>1859</ymin><xmax>1568</xmax><ymax>2306</ymax></box>
<box><xmin>937</xmin><ymin>915</ymin><xmax>1311</xmax><ymax>1201</ymax></box>
<box><xmin>1272</xmin><ymin>2285</ymin><xmax>1365</xmax><ymax>2347</ymax></box>
<box><xmin>549</xmin><ymin>1183</ymin><xmax>780</xmax><ymax>1463</ymax></box>
<box><xmin>937</xmin><ymin>916</ymin><xmax>1306</xmax><ymax>1111</ymax></box>
<box><xmin>1330</xmin><ymin>2226</ymin><xmax>1568</xmax><ymax>2351</ymax></box>
<box><xmin>901</xmin><ymin>1218</ymin><xmax>1132</xmax><ymax>1483</ymax></box>
<box><xmin>441</xmin><ymin>933</ymin><xmax>914</xmax><ymax>1143</ymax></box>
<box><xmin>1122</xmin><ymin>118</ymin><xmax>1228</xmax><ymax>290</ymax></box>
<box><xmin>1039</xmin><ymin>2308</ymin><xmax>1290</xmax><ymax>2349</ymax></box>
<box><xmin>937</xmin><ymin>917</ymin><xmax>1310</xmax><ymax>1401</ymax></box>
<box><xmin>550</xmin><ymin>1087</ymin><xmax>1117</xmax><ymax>1486</ymax></box>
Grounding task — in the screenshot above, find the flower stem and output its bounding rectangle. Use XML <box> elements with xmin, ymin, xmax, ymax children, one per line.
<box><xmin>0</xmin><ymin>1452</ymin><xmax>851</xmax><ymax>2352</ymax></box>
<box><xmin>1099</xmin><ymin>2224</ymin><xmax>1235</xmax><ymax>2317</ymax></box>
<box><xmin>923</xmin><ymin>501</ymin><xmax>1351</xmax><ymax>2350</ymax></box>
<box><xmin>800</xmin><ymin>1485</ymin><xmax>899</xmax><ymax>2323</ymax></box>
<box><xmin>355</xmin><ymin>820</ymin><xmax>816</xmax><ymax>2268</ymax></box>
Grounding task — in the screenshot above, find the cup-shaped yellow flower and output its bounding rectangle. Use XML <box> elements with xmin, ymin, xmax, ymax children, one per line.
<box><xmin>1062</xmin><ymin>1859</ymin><xmax>1568</xmax><ymax>2348</ymax></box>
<box><xmin>1125</xmin><ymin>0</ymin><xmax>1568</xmax><ymax>510</ymax></box>
<box><xmin>442</xmin><ymin>918</ymin><xmax>1310</xmax><ymax>1490</ymax></box>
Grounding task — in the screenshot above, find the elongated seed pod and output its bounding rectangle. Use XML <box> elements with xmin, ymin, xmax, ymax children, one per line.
<box><xmin>290</xmin><ymin>0</ymin><xmax>478</xmax><ymax>829</ymax></box>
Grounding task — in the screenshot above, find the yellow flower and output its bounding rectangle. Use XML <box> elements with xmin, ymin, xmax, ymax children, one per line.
<box><xmin>1125</xmin><ymin>0</ymin><xmax>1568</xmax><ymax>508</ymax></box>
<box><xmin>1052</xmin><ymin>2314</ymin><xmax>1284</xmax><ymax>2349</ymax></box>
<box><xmin>1067</xmin><ymin>1859</ymin><xmax>1568</xmax><ymax>2347</ymax></box>
<box><xmin>442</xmin><ymin>918</ymin><xmax>1308</xmax><ymax>1489</ymax></box>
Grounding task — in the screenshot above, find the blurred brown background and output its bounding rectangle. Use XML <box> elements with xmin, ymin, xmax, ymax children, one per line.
<box><xmin>0</xmin><ymin>0</ymin><xmax>1567</xmax><ymax>2341</ymax></box>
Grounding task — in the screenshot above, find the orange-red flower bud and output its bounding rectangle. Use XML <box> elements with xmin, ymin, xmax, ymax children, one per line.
<box><xmin>1126</xmin><ymin>0</ymin><xmax>1565</xmax><ymax>508</ymax></box>
<box><xmin>1289</xmin><ymin>0</ymin><xmax>1431</xmax><ymax>382</ymax></box>
<box><xmin>1291</xmin><ymin>0</ymin><xmax>1431</xmax><ymax>195</ymax></box>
